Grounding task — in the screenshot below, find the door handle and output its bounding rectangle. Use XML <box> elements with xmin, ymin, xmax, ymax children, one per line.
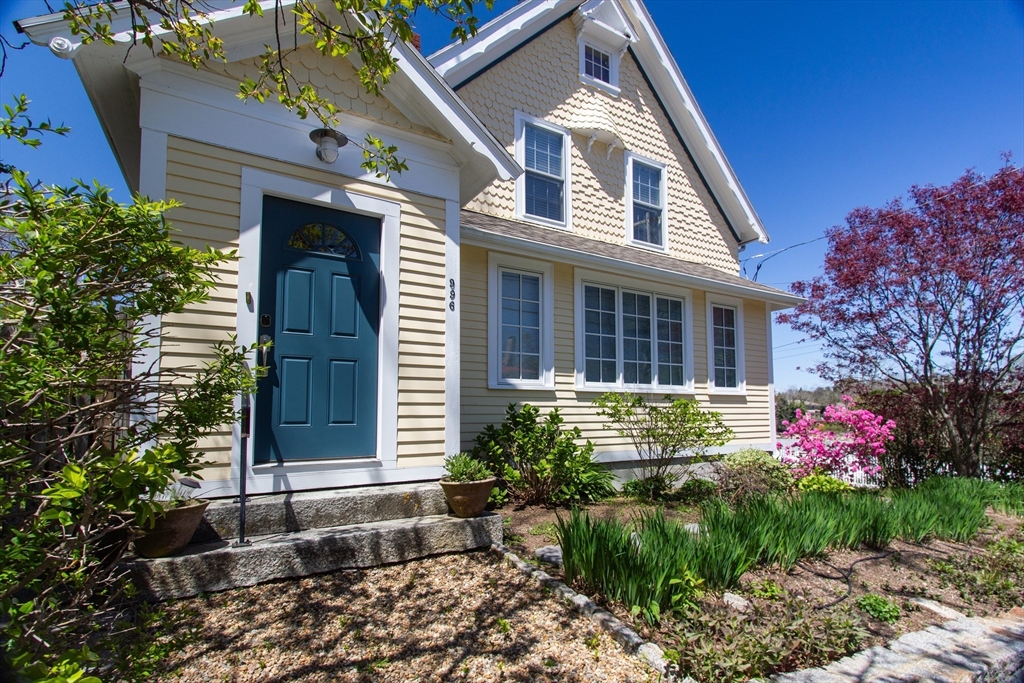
<box><xmin>259</xmin><ymin>334</ymin><xmax>272</xmax><ymax>367</ymax></box>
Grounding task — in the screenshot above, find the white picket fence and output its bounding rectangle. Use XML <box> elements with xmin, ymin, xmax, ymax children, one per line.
<box><xmin>774</xmin><ymin>439</ymin><xmax>881</xmax><ymax>489</ymax></box>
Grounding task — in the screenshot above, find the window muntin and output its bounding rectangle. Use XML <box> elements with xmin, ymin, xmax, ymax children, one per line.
<box><xmin>500</xmin><ymin>270</ymin><xmax>542</xmax><ymax>382</ymax></box>
<box><xmin>582</xmin><ymin>283</ymin><xmax>687</xmax><ymax>389</ymax></box>
<box><xmin>632</xmin><ymin>161</ymin><xmax>663</xmax><ymax>246</ymax></box>
<box><xmin>524</xmin><ymin>124</ymin><xmax>564</xmax><ymax>222</ymax></box>
<box><xmin>711</xmin><ymin>304</ymin><xmax>738</xmax><ymax>388</ymax></box>
<box><xmin>287</xmin><ymin>222</ymin><xmax>359</xmax><ymax>259</ymax></box>
<box><xmin>584</xmin><ymin>285</ymin><xmax>617</xmax><ymax>384</ymax></box>
<box><xmin>584</xmin><ymin>45</ymin><xmax>611</xmax><ymax>83</ymax></box>
<box><xmin>657</xmin><ymin>297</ymin><xmax>685</xmax><ymax>386</ymax></box>
<box><xmin>622</xmin><ymin>292</ymin><xmax>652</xmax><ymax>384</ymax></box>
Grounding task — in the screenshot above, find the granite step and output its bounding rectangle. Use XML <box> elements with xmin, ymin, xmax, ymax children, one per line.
<box><xmin>193</xmin><ymin>482</ymin><xmax>449</xmax><ymax>543</ymax></box>
<box><xmin>130</xmin><ymin>512</ymin><xmax>502</xmax><ymax>601</ymax></box>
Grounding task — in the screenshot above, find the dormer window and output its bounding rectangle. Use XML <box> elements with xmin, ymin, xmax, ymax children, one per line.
<box><xmin>577</xmin><ymin>39</ymin><xmax>621</xmax><ymax>93</ymax></box>
<box><xmin>573</xmin><ymin>0</ymin><xmax>636</xmax><ymax>95</ymax></box>
<box><xmin>584</xmin><ymin>45</ymin><xmax>611</xmax><ymax>84</ymax></box>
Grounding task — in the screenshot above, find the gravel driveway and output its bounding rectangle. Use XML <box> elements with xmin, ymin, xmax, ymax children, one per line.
<box><xmin>156</xmin><ymin>550</ymin><xmax>654</xmax><ymax>682</ymax></box>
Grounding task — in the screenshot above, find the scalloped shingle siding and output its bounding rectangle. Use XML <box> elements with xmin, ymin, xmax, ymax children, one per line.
<box><xmin>458</xmin><ymin>18</ymin><xmax>741</xmax><ymax>273</ymax></box>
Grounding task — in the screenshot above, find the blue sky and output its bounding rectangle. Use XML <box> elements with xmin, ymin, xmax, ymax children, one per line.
<box><xmin>2</xmin><ymin>0</ymin><xmax>1022</xmax><ymax>390</ymax></box>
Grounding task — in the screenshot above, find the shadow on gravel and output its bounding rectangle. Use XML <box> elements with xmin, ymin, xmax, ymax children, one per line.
<box><xmin>158</xmin><ymin>551</ymin><xmax>613</xmax><ymax>682</ymax></box>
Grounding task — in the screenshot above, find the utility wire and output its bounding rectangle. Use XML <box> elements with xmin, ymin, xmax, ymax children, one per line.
<box><xmin>741</xmin><ymin>235</ymin><xmax>828</xmax><ymax>282</ymax></box>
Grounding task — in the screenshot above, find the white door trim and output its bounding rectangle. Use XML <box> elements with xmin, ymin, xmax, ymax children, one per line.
<box><xmin>224</xmin><ymin>166</ymin><xmax>402</xmax><ymax>496</ymax></box>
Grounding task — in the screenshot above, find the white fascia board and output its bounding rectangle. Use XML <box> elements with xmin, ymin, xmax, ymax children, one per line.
<box><xmin>429</xmin><ymin>0</ymin><xmax>580</xmax><ymax>86</ymax></box>
<box><xmin>462</xmin><ymin>225</ymin><xmax>804</xmax><ymax>308</ymax></box>
<box><xmin>621</xmin><ymin>0</ymin><xmax>769</xmax><ymax>245</ymax></box>
<box><xmin>388</xmin><ymin>38</ymin><xmax>521</xmax><ymax>185</ymax></box>
<box><xmin>16</xmin><ymin>1</ymin><xmax>281</xmax><ymax>55</ymax></box>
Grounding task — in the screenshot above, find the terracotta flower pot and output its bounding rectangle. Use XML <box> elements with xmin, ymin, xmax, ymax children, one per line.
<box><xmin>440</xmin><ymin>477</ymin><xmax>496</xmax><ymax>518</ymax></box>
<box><xmin>134</xmin><ymin>500</ymin><xmax>210</xmax><ymax>558</ymax></box>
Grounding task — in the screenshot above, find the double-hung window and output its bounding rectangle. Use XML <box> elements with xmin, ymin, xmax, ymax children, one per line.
<box><xmin>584</xmin><ymin>45</ymin><xmax>611</xmax><ymax>83</ymax></box>
<box><xmin>488</xmin><ymin>254</ymin><xmax>554</xmax><ymax>389</ymax></box>
<box><xmin>578</xmin><ymin>272</ymin><xmax>692</xmax><ymax>391</ymax></box>
<box><xmin>516</xmin><ymin>113</ymin><xmax>571</xmax><ymax>229</ymax></box>
<box><xmin>625</xmin><ymin>153</ymin><xmax>666</xmax><ymax>249</ymax></box>
<box><xmin>706</xmin><ymin>298</ymin><xmax>745</xmax><ymax>392</ymax></box>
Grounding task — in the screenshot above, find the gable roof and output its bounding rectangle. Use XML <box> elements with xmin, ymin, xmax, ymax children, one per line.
<box><xmin>15</xmin><ymin>1</ymin><xmax>520</xmax><ymax>201</ymax></box>
<box><xmin>430</xmin><ymin>0</ymin><xmax>770</xmax><ymax>245</ymax></box>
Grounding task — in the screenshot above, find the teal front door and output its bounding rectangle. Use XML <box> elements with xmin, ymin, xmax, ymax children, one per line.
<box><xmin>255</xmin><ymin>195</ymin><xmax>380</xmax><ymax>463</ymax></box>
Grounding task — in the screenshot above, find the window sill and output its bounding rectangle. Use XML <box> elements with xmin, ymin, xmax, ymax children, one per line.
<box><xmin>626</xmin><ymin>237</ymin><xmax>669</xmax><ymax>254</ymax></box>
<box><xmin>488</xmin><ymin>380</ymin><xmax>556</xmax><ymax>391</ymax></box>
<box><xmin>575</xmin><ymin>382</ymin><xmax>696</xmax><ymax>395</ymax></box>
<box><xmin>580</xmin><ymin>75</ymin><xmax>620</xmax><ymax>96</ymax></box>
<box><xmin>515</xmin><ymin>211</ymin><xmax>571</xmax><ymax>231</ymax></box>
<box><xmin>707</xmin><ymin>386</ymin><xmax>747</xmax><ymax>397</ymax></box>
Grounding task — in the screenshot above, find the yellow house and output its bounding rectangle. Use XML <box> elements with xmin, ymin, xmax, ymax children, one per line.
<box><xmin>18</xmin><ymin>0</ymin><xmax>802</xmax><ymax>500</ymax></box>
<box><xmin>433</xmin><ymin>0</ymin><xmax>804</xmax><ymax>470</ymax></box>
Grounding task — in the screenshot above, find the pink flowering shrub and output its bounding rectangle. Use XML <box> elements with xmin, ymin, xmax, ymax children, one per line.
<box><xmin>778</xmin><ymin>396</ymin><xmax>895</xmax><ymax>479</ymax></box>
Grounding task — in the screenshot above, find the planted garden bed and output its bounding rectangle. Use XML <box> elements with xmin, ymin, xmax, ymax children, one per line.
<box><xmin>501</xmin><ymin>478</ymin><xmax>1024</xmax><ymax>682</ymax></box>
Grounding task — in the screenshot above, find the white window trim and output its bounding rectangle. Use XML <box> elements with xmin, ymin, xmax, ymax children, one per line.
<box><xmin>578</xmin><ymin>38</ymin><xmax>621</xmax><ymax>95</ymax></box>
<box><xmin>706</xmin><ymin>294</ymin><xmax>746</xmax><ymax>395</ymax></box>
<box><xmin>574</xmin><ymin>268</ymin><xmax>694</xmax><ymax>393</ymax></box>
<box><xmin>624</xmin><ymin>151</ymin><xmax>669</xmax><ymax>253</ymax></box>
<box><xmin>488</xmin><ymin>252</ymin><xmax>556</xmax><ymax>390</ymax></box>
<box><xmin>514</xmin><ymin>111</ymin><xmax>573</xmax><ymax>231</ymax></box>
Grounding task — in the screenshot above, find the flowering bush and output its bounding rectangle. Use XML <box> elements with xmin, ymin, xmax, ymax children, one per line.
<box><xmin>779</xmin><ymin>397</ymin><xmax>895</xmax><ymax>479</ymax></box>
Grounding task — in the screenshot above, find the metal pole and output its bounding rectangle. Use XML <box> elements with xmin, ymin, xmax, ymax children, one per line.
<box><xmin>234</xmin><ymin>388</ymin><xmax>252</xmax><ymax>547</ymax></box>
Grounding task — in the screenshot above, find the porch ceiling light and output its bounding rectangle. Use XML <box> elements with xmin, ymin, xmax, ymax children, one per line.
<box><xmin>309</xmin><ymin>128</ymin><xmax>348</xmax><ymax>164</ymax></box>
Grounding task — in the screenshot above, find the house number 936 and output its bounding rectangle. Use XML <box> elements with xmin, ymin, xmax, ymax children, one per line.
<box><xmin>448</xmin><ymin>278</ymin><xmax>456</xmax><ymax>311</ymax></box>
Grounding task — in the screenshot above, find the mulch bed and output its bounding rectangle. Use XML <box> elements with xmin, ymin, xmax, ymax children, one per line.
<box><xmin>151</xmin><ymin>551</ymin><xmax>656</xmax><ymax>682</ymax></box>
<box><xmin>502</xmin><ymin>499</ymin><xmax>1024</xmax><ymax>649</ymax></box>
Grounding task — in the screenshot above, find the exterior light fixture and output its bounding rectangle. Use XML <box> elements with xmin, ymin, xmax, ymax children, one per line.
<box><xmin>309</xmin><ymin>128</ymin><xmax>348</xmax><ymax>164</ymax></box>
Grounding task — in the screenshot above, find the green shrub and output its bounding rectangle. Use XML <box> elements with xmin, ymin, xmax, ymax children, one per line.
<box><xmin>0</xmin><ymin>169</ymin><xmax>258</xmax><ymax>679</ymax></box>
<box><xmin>854</xmin><ymin>594</ymin><xmax>901</xmax><ymax>624</ymax></box>
<box><xmin>677</xmin><ymin>477</ymin><xmax>720</xmax><ymax>505</ymax></box>
<box><xmin>622</xmin><ymin>473</ymin><xmax>676</xmax><ymax>502</ymax></box>
<box><xmin>797</xmin><ymin>474</ymin><xmax>853</xmax><ymax>493</ymax></box>
<box><xmin>663</xmin><ymin>596</ymin><xmax>867</xmax><ymax>682</ymax></box>
<box><xmin>472</xmin><ymin>404</ymin><xmax>612</xmax><ymax>505</ymax></box>
<box><xmin>442</xmin><ymin>453</ymin><xmax>492</xmax><ymax>483</ymax></box>
<box><xmin>593</xmin><ymin>393</ymin><xmax>732</xmax><ymax>502</ymax></box>
<box><xmin>718</xmin><ymin>449</ymin><xmax>794</xmax><ymax>504</ymax></box>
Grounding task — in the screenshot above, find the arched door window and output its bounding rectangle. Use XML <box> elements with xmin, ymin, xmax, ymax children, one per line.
<box><xmin>286</xmin><ymin>222</ymin><xmax>360</xmax><ymax>259</ymax></box>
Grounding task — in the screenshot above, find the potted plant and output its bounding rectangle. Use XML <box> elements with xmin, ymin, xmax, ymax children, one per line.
<box><xmin>440</xmin><ymin>453</ymin><xmax>496</xmax><ymax>518</ymax></box>
<box><xmin>133</xmin><ymin>477</ymin><xmax>210</xmax><ymax>558</ymax></box>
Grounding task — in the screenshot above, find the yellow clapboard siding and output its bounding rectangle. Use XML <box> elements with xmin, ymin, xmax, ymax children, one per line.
<box><xmin>159</xmin><ymin>136</ymin><xmax>450</xmax><ymax>466</ymax></box>
<box><xmin>459</xmin><ymin>245</ymin><xmax>772</xmax><ymax>451</ymax></box>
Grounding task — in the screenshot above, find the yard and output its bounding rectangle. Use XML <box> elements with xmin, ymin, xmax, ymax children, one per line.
<box><xmin>497</xmin><ymin>477</ymin><xmax>1024</xmax><ymax>682</ymax></box>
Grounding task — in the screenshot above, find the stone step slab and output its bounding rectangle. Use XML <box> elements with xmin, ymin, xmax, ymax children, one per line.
<box><xmin>193</xmin><ymin>482</ymin><xmax>449</xmax><ymax>542</ymax></box>
<box><xmin>130</xmin><ymin>512</ymin><xmax>501</xmax><ymax>601</ymax></box>
<box><xmin>770</xmin><ymin>608</ymin><xmax>1024</xmax><ymax>682</ymax></box>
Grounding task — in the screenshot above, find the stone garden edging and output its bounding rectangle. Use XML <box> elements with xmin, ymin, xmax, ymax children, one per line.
<box><xmin>491</xmin><ymin>541</ymin><xmax>1024</xmax><ymax>683</ymax></box>
<box><xmin>489</xmin><ymin>542</ymin><xmax>676</xmax><ymax>679</ymax></box>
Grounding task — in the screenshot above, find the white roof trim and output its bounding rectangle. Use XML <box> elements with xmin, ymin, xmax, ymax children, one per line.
<box><xmin>16</xmin><ymin>0</ymin><xmax>520</xmax><ymax>200</ymax></box>
<box><xmin>429</xmin><ymin>0</ymin><xmax>770</xmax><ymax>245</ymax></box>
<box><xmin>462</xmin><ymin>225</ymin><xmax>801</xmax><ymax>308</ymax></box>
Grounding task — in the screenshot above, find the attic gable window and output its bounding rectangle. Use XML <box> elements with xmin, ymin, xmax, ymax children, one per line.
<box><xmin>584</xmin><ymin>45</ymin><xmax>611</xmax><ymax>83</ymax></box>
<box><xmin>515</xmin><ymin>112</ymin><xmax>572</xmax><ymax>230</ymax></box>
